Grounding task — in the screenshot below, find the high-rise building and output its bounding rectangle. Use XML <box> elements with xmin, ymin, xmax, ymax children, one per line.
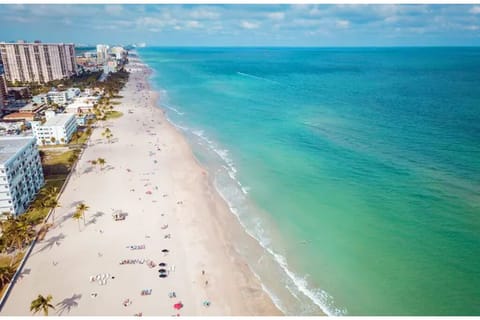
<box><xmin>0</xmin><ymin>73</ymin><xmax>7</xmax><ymax>110</ymax></box>
<box><xmin>96</xmin><ymin>44</ymin><xmax>109</xmax><ymax>65</ymax></box>
<box><xmin>0</xmin><ymin>136</ymin><xmax>44</xmax><ymax>216</ymax></box>
<box><xmin>0</xmin><ymin>41</ymin><xmax>77</xmax><ymax>83</ymax></box>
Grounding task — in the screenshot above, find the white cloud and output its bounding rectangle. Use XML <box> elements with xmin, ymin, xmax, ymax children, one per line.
<box><xmin>190</xmin><ymin>8</ymin><xmax>219</xmax><ymax>20</ymax></box>
<box><xmin>4</xmin><ymin>16</ymin><xmax>31</xmax><ymax>23</ymax></box>
<box><xmin>470</xmin><ymin>6</ymin><xmax>480</xmax><ymax>14</ymax></box>
<box><xmin>185</xmin><ymin>20</ymin><xmax>202</xmax><ymax>28</ymax></box>
<box><xmin>267</xmin><ymin>12</ymin><xmax>285</xmax><ymax>20</ymax></box>
<box><xmin>105</xmin><ymin>5</ymin><xmax>124</xmax><ymax>16</ymax></box>
<box><xmin>240</xmin><ymin>20</ymin><xmax>260</xmax><ymax>29</ymax></box>
<box><xmin>335</xmin><ymin>19</ymin><xmax>350</xmax><ymax>28</ymax></box>
<box><xmin>464</xmin><ymin>25</ymin><xmax>479</xmax><ymax>30</ymax></box>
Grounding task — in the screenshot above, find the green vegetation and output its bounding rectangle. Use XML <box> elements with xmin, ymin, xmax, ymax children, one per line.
<box><xmin>41</xmin><ymin>149</ymin><xmax>81</xmax><ymax>177</ymax></box>
<box><xmin>75</xmin><ymin>203</ymin><xmax>89</xmax><ymax>226</ymax></box>
<box><xmin>9</xmin><ymin>71</ymin><xmax>103</xmax><ymax>95</ymax></box>
<box><xmin>69</xmin><ymin>127</ymin><xmax>92</xmax><ymax>145</ymax></box>
<box><xmin>105</xmin><ymin>111</ymin><xmax>123</xmax><ymax>120</ymax></box>
<box><xmin>30</xmin><ymin>294</ymin><xmax>55</xmax><ymax>316</ymax></box>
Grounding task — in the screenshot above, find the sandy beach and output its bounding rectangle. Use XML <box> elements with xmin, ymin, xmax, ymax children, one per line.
<box><xmin>0</xmin><ymin>58</ymin><xmax>281</xmax><ymax>316</ymax></box>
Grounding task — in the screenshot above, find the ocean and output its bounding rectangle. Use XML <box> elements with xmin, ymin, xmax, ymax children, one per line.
<box><xmin>138</xmin><ymin>47</ymin><xmax>480</xmax><ymax>316</ymax></box>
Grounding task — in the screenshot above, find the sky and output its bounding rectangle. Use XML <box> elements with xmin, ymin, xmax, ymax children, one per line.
<box><xmin>0</xmin><ymin>4</ymin><xmax>480</xmax><ymax>46</ymax></box>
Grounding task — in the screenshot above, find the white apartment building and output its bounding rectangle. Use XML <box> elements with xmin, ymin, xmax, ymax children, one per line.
<box><xmin>110</xmin><ymin>46</ymin><xmax>126</xmax><ymax>60</ymax></box>
<box><xmin>31</xmin><ymin>112</ymin><xmax>77</xmax><ymax>145</ymax></box>
<box><xmin>0</xmin><ymin>41</ymin><xmax>77</xmax><ymax>83</ymax></box>
<box><xmin>32</xmin><ymin>93</ymin><xmax>49</xmax><ymax>105</ymax></box>
<box><xmin>47</xmin><ymin>90</ymin><xmax>68</xmax><ymax>105</ymax></box>
<box><xmin>96</xmin><ymin>44</ymin><xmax>109</xmax><ymax>65</ymax></box>
<box><xmin>0</xmin><ymin>136</ymin><xmax>44</xmax><ymax>216</ymax></box>
<box><xmin>66</xmin><ymin>87</ymin><xmax>80</xmax><ymax>100</ymax></box>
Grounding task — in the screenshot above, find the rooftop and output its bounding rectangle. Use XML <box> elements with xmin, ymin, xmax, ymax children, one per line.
<box><xmin>43</xmin><ymin>113</ymin><xmax>75</xmax><ymax>127</ymax></box>
<box><xmin>19</xmin><ymin>103</ymin><xmax>47</xmax><ymax>113</ymax></box>
<box><xmin>0</xmin><ymin>136</ymin><xmax>34</xmax><ymax>165</ymax></box>
<box><xmin>3</xmin><ymin>112</ymin><xmax>35</xmax><ymax>120</ymax></box>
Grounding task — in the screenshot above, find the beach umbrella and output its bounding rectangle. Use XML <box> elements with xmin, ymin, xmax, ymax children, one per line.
<box><xmin>158</xmin><ymin>268</ymin><xmax>167</xmax><ymax>273</ymax></box>
<box><xmin>159</xmin><ymin>263</ymin><xmax>167</xmax><ymax>267</ymax></box>
<box><xmin>161</xmin><ymin>249</ymin><xmax>169</xmax><ymax>253</ymax></box>
<box><xmin>173</xmin><ymin>302</ymin><xmax>183</xmax><ymax>310</ymax></box>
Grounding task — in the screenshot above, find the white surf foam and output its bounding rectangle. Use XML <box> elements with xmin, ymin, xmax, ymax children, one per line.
<box><xmin>237</xmin><ymin>71</ymin><xmax>282</xmax><ymax>85</ymax></box>
<box><xmin>165</xmin><ymin>116</ymin><xmax>346</xmax><ymax>316</ymax></box>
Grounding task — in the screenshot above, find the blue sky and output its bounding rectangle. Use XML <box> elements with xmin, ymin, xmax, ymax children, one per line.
<box><xmin>1</xmin><ymin>4</ymin><xmax>480</xmax><ymax>46</ymax></box>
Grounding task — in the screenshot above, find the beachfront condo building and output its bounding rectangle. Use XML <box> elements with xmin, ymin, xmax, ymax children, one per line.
<box><xmin>31</xmin><ymin>112</ymin><xmax>77</xmax><ymax>146</ymax></box>
<box><xmin>0</xmin><ymin>136</ymin><xmax>44</xmax><ymax>217</ymax></box>
<box><xmin>0</xmin><ymin>41</ymin><xmax>77</xmax><ymax>83</ymax></box>
<box><xmin>96</xmin><ymin>44</ymin><xmax>109</xmax><ymax>65</ymax></box>
<box><xmin>0</xmin><ymin>73</ymin><xmax>7</xmax><ymax>103</ymax></box>
<box><xmin>47</xmin><ymin>90</ymin><xmax>68</xmax><ymax>106</ymax></box>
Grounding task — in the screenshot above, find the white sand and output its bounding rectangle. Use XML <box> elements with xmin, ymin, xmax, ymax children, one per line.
<box><xmin>0</xmin><ymin>60</ymin><xmax>281</xmax><ymax>316</ymax></box>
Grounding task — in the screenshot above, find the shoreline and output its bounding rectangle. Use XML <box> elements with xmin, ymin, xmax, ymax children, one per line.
<box><xmin>143</xmin><ymin>58</ymin><xmax>330</xmax><ymax>316</ymax></box>
<box><xmin>142</xmin><ymin>60</ymin><xmax>286</xmax><ymax>315</ymax></box>
<box><xmin>0</xmin><ymin>58</ymin><xmax>281</xmax><ymax>316</ymax></box>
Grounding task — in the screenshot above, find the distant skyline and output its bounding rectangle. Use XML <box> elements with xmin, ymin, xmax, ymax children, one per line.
<box><xmin>1</xmin><ymin>4</ymin><xmax>480</xmax><ymax>46</ymax></box>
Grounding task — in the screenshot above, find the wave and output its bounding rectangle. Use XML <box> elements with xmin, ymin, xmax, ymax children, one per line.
<box><xmin>189</xmin><ymin>128</ymin><xmax>345</xmax><ymax>316</ymax></box>
<box><xmin>165</xmin><ymin>105</ymin><xmax>185</xmax><ymax>116</ymax></box>
<box><xmin>158</xmin><ymin>99</ymin><xmax>345</xmax><ymax>316</ymax></box>
<box><xmin>190</xmin><ymin>129</ymin><xmax>249</xmax><ymax>195</ymax></box>
<box><xmin>237</xmin><ymin>72</ymin><xmax>282</xmax><ymax>85</ymax></box>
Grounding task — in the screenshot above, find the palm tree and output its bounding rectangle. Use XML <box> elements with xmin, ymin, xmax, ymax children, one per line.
<box><xmin>0</xmin><ymin>265</ymin><xmax>16</xmax><ymax>289</ymax></box>
<box><xmin>76</xmin><ymin>203</ymin><xmax>89</xmax><ymax>225</ymax></box>
<box><xmin>72</xmin><ymin>211</ymin><xmax>82</xmax><ymax>231</ymax></box>
<box><xmin>97</xmin><ymin>158</ymin><xmax>106</xmax><ymax>170</ymax></box>
<box><xmin>44</xmin><ymin>187</ymin><xmax>58</xmax><ymax>201</ymax></box>
<box><xmin>47</xmin><ymin>198</ymin><xmax>61</xmax><ymax>224</ymax></box>
<box><xmin>1</xmin><ymin>216</ymin><xmax>34</xmax><ymax>252</ymax></box>
<box><xmin>30</xmin><ymin>294</ymin><xmax>55</xmax><ymax>316</ymax></box>
<box><xmin>102</xmin><ymin>128</ymin><xmax>111</xmax><ymax>137</ymax></box>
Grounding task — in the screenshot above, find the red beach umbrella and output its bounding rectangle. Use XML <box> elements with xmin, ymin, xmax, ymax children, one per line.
<box><xmin>173</xmin><ymin>302</ymin><xmax>183</xmax><ymax>310</ymax></box>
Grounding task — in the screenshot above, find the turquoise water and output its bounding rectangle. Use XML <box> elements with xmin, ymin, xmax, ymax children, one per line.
<box><xmin>139</xmin><ymin>47</ymin><xmax>480</xmax><ymax>315</ymax></box>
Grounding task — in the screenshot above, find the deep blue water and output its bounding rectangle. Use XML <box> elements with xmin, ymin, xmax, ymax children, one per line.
<box><xmin>139</xmin><ymin>47</ymin><xmax>480</xmax><ymax>315</ymax></box>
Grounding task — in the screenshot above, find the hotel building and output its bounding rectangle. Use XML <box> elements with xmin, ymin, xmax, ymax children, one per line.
<box><xmin>0</xmin><ymin>136</ymin><xmax>44</xmax><ymax>216</ymax></box>
<box><xmin>31</xmin><ymin>112</ymin><xmax>77</xmax><ymax>145</ymax></box>
<box><xmin>96</xmin><ymin>44</ymin><xmax>109</xmax><ymax>65</ymax></box>
<box><xmin>0</xmin><ymin>41</ymin><xmax>77</xmax><ymax>83</ymax></box>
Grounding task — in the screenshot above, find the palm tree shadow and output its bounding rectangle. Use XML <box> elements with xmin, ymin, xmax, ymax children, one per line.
<box><xmin>82</xmin><ymin>167</ymin><xmax>94</xmax><ymax>174</ymax></box>
<box><xmin>70</xmin><ymin>201</ymin><xmax>84</xmax><ymax>209</ymax></box>
<box><xmin>55</xmin><ymin>293</ymin><xmax>82</xmax><ymax>315</ymax></box>
<box><xmin>18</xmin><ymin>268</ymin><xmax>31</xmax><ymax>280</ymax></box>
<box><xmin>36</xmin><ymin>233</ymin><xmax>66</xmax><ymax>254</ymax></box>
<box><xmin>94</xmin><ymin>211</ymin><xmax>105</xmax><ymax>219</ymax></box>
